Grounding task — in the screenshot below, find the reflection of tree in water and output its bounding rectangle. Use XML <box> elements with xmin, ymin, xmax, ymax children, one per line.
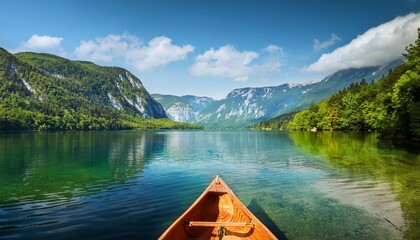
<box><xmin>0</xmin><ymin>131</ymin><xmax>168</xmax><ymax>204</ymax></box>
<box><xmin>289</xmin><ymin>131</ymin><xmax>420</xmax><ymax>240</ymax></box>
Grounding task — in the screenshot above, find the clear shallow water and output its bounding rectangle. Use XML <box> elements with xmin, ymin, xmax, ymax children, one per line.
<box><xmin>0</xmin><ymin>130</ymin><xmax>419</xmax><ymax>239</ymax></box>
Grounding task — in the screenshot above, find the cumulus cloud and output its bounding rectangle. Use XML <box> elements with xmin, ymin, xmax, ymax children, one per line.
<box><xmin>313</xmin><ymin>33</ymin><xmax>341</xmax><ymax>52</ymax></box>
<box><xmin>305</xmin><ymin>13</ymin><xmax>420</xmax><ymax>73</ymax></box>
<box><xmin>74</xmin><ymin>33</ymin><xmax>194</xmax><ymax>71</ymax></box>
<box><xmin>14</xmin><ymin>34</ymin><xmax>66</xmax><ymax>55</ymax></box>
<box><xmin>189</xmin><ymin>44</ymin><xmax>281</xmax><ymax>81</ymax></box>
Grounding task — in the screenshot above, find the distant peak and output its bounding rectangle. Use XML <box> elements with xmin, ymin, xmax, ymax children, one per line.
<box><xmin>282</xmin><ymin>81</ymin><xmax>318</xmax><ymax>89</ymax></box>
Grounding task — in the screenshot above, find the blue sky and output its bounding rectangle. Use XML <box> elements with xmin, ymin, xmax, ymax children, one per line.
<box><xmin>1</xmin><ymin>0</ymin><xmax>419</xmax><ymax>99</ymax></box>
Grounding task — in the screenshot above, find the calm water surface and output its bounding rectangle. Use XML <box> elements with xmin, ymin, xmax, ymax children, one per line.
<box><xmin>0</xmin><ymin>130</ymin><xmax>419</xmax><ymax>239</ymax></box>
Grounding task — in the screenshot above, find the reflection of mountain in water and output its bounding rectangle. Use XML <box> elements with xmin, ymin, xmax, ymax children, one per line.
<box><xmin>155</xmin><ymin>131</ymin><xmax>297</xmax><ymax>165</ymax></box>
<box><xmin>0</xmin><ymin>131</ymin><xmax>168</xmax><ymax>204</ymax></box>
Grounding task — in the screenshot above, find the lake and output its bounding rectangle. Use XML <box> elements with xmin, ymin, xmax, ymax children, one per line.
<box><xmin>0</xmin><ymin>130</ymin><xmax>419</xmax><ymax>239</ymax></box>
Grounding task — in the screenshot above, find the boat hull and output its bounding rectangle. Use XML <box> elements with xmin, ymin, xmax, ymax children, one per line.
<box><xmin>159</xmin><ymin>175</ymin><xmax>278</xmax><ymax>240</ymax></box>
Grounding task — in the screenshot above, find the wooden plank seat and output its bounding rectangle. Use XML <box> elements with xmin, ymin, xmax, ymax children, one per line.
<box><xmin>188</xmin><ymin>221</ymin><xmax>255</xmax><ymax>227</ymax></box>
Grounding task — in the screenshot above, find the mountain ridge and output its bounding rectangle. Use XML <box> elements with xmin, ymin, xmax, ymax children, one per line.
<box><xmin>13</xmin><ymin>51</ymin><xmax>167</xmax><ymax>118</ymax></box>
<box><xmin>151</xmin><ymin>94</ymin><xmax>215</xmax><ymax>122</ymax></box>
<box><xmin>153</xmin><ymin>58</ymin><xmax>404</xmax><ymax>128</ymax></box>
<box><xmin>0</xmin><ymin>48</ymin><xmax>202</xmax><ymax>130</ymax></box>
<box><xmin>1</xmin><ymin>46</ymin><xmax>405</xmax><ymax>130</ymax></box>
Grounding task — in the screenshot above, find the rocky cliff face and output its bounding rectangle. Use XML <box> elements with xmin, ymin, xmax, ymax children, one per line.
<box><xmin>5</xmin><ymin>50</ymin><xmax>167</xmax><ymax>119</ymax></box>
<box><xmin>195</xmin><ymin>82</ymin><xmax>317</xmax><ymax>128</ymax></box>
<box><xmin>152</xmin><ymin>58</ymin><xmax>404</xmax><ymax>128</ymax></box>
<box><xmin>151</xmin><ymin>94</ymin><xmax>214</xmax><ymax>122</ymax></box>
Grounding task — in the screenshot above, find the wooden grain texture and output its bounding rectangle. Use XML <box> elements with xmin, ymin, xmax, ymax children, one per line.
<box><xmin>158</xmin><ymin>175</ymin><xmax>278</xmax><ymax>240</ymax></box>
<box><xmin>189</xmin><ymin>221</ymin><xmax>255</xmax><ymax>227</ymax></box>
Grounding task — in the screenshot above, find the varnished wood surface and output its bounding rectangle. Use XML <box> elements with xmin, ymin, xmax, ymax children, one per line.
<box><xmin>189</xmin><ymin>221</ymin><xmax>255</xmax><ymax>227</ymax></box>
<box><xmin>158</xmin><ymin>175</ymin><xmax>278</xmax><ymax>240</ymax></box>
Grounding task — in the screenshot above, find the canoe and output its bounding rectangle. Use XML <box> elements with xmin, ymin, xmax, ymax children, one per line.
<box><xmin>159</xmin><ymin>175</ymin><xmax>278</xmax><ymax>240</ymax></box>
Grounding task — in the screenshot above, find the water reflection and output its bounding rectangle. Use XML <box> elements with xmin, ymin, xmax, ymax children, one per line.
<box><xmin>0</xmin><ymin>131</ymin><xmax>165</xmax><ymax>204</ymax></box>
<box><xmin>1</xmin><ymin>130</ymin><xmax>419</xmax><ymax>239</ymax></box>
<box><xmin>289</xmin><ymin>131</ymin><xmax>420</xmax><ymax>239</ymax></box>
<box><xmin>154</xmin><ymin>130</ymin><xmax>307</xmax><ymax>168</ymax></box>
<box><xmin>0</xmin><ymin>131</ymin><xmax>175</xmax><ymax>239</ymax></box>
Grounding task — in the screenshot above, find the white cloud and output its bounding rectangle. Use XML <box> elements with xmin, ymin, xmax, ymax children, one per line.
<box><xmin>305</xmin><ymin>13</ymin><xmax>420</xmax><ymax>73</ymax></box>
<box><xmin>265</xmin><ymin>44</ymin><xmax>284</xmax><ymax>55</ymax></box>
<box><xmin>189</xmin><ymin>44</ymin><xmax>281</xmax><ymax>81</ymax></box>
<box><xmin>313</xmin><ymin>33</ymin><xmax>341</xmax><ymax>52</ymax></box>
<box><xmin>74</xmin><ymin>33</ymin><xmax>194</xmax><ymax>71</ymax></box>
<box><xmin>14</xmin><ymin>34</ymin><xmax>66</xmax><ymax>56</ymax></box>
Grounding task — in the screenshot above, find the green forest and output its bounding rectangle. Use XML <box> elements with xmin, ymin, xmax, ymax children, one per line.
<box><xmin>0</xmin><ymin>49</ymin><xmax>202</xmax><ymax>131</ymax></box>
<box><xmin>250</xmin><ymin>111</ymin><xmax>297</xmax><ymax>131</ymax></box>
<box><xmin>253</xmin><ymin>29</ymin><xmax>420</xmax><ymax>141</ymax></box>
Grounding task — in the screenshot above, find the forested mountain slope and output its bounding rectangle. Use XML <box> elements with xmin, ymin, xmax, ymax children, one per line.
<box><xmin>260</xmin><ymin>30</ymin><xmax>420</xmax><ymax>141</ymax></box>
<box><xmin>0</xmin><ymin>48</ymin><xmax>201</xmax><ymax>130</ymax></box>
<box><xmin>187</xmin><ymin>59</ymin><xmax>402</xmax><ymax>128</ymax></box>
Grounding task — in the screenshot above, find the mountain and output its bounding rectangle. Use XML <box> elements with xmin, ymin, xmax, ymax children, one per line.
<box><xmin>260</xmin><ymin>30</ymin><xmax>420</xmax><ymax>144</ymax></box>
<box><xmin>14</xmin><ymin>51</ymin><xmax>167</xmax><ymax>118</ymax></box>
<box><xmin>204</xmin><ymin>58</ymin><xmax>404</xmax><ymax>128</ymax></box>
<box><xmin>151</xmin><ymin>94</ymin><xmax>215</xmax><ymax>122</ymax></box>
<box><xmin>0</xmin><ymin>48</ymin><xmax>201</xmax><ymax>130</ymax></box>
<box><xmin>283</xmin><ymin>50</ymin><xmax>419</xmax><ymax>140</ymax></box>
<box><xmin>152</xmin><ymin>58</ymin><xmax>403</xmax><ymax>129</ymax></box>
<box><xmin>286</xmin><ymin>58</ymin><xmax>405</xmax><ymax>114</ymax></box>
<box><xmin>195</xmin><ymin>82</ymin><xmax>317</xmax><ymax>128</ymax></box>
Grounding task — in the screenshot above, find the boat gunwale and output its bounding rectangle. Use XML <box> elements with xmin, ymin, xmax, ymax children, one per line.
<box><xmin>158</xmin><ymin>175</ymin><xmax>278</xmax><ymax>239</ymax></box>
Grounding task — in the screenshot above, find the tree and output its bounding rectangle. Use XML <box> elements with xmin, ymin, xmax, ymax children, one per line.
<box><xmin>391</xmin><ymin>70</ymin><xmax>420</xmax><ymax>137</ymax></box>
<box><xmin>403</xmin><ymin>28</ymin><xmax>420</xmax><ymax>63</ymax></box>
